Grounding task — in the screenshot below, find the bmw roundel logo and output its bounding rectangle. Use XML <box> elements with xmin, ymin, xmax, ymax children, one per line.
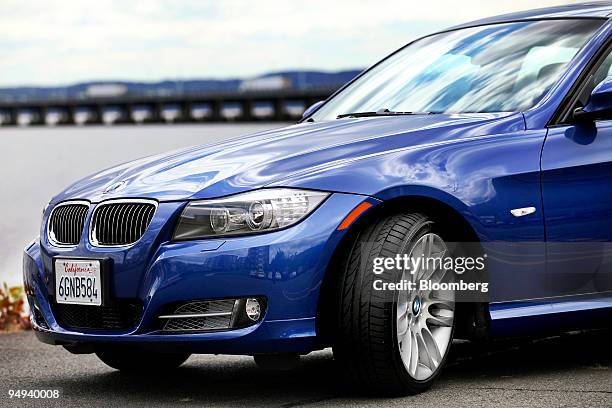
<box><xmin>103</xmin><ymin>180</ymin><xmax>126</xmax><ymax>194</ymax></box>
<box><xmin>412</xmin><ymin>297</ymin><xmax>421</xmax><ymax>316</ymax></box>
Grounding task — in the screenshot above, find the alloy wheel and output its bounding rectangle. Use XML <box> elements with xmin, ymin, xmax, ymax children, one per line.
<box><xmin>396</xmin><ymin>233</ymin><xmax>455</xmax><ymax>381</ymax></box>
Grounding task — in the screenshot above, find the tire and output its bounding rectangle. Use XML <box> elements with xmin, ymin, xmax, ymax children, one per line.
<box><xmin>95</xmin><ymin>348</ymin><xmax>190</xmax><ymax>372</ymax></box>
<box><xmin>332</xmin><ymin>212</ymin><xmax>456</xmax><ymax>395</ymax></box>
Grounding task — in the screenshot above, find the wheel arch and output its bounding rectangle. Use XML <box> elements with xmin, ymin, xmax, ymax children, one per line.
<box><xmin>316</xmin><ymin>192</ymin><xmax>490</xmax><ymax>346</ymax></box>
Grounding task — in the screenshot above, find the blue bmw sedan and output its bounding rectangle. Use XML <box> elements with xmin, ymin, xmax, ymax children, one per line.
<box><xmin>23</xmin><ymin>3</ymin><xmax>612</xmax><ymax>395</ymax></box>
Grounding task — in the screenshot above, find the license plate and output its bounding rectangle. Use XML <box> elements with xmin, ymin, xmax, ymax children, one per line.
<box><xmin>55</xmin><ymin>259</ymin><xmax>102</xmax><ymax>306</ymax></box>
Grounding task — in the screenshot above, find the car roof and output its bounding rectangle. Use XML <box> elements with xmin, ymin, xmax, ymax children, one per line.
<box><xmin>449</xmin><ymin>2</ymin><xmax>612</xmax><ymax>31</ymax></box>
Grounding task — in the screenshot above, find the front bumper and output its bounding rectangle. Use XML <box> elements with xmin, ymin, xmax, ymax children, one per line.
<box><xmin>24</xmin><ymin>192</ymin><xmax>375</xmax><ymax>354</ymax></box>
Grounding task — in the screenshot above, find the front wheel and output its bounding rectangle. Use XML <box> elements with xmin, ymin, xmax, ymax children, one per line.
<box><xmin>95</xmin><ymin>348</ymin><xmax>190</xmax><ymax>372</ymax></box>
<box><xmin>332</xmin><ymin>212</ymin><xmax>456</xmax><ymax>395</ymax></box>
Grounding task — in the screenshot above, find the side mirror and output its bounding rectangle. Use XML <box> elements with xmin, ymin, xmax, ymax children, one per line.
<box><xmin>573</xmin><ymin>77</ymin><xmax>612</xmax><ymax>122</ymax></box>
<box><xmin>301</xmin><ymin>101</ymin><xmax>325</xmax><ymax>121</ymax></box>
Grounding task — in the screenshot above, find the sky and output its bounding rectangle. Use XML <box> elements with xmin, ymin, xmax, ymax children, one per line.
<box><xmin>0</xmin><ymin>0</ymin><xmax>588</xmax><ymax>87</ymax></box>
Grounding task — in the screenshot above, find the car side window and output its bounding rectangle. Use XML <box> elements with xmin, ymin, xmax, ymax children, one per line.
<box><xmin>576</xmin><ymin>49</ymin><xmax>612</xmax><ymax>107</ymax></box>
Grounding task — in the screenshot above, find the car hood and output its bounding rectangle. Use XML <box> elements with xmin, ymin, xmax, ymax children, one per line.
<box><xmin>53</xmin><ymin>112</ymin><xmax>525</xmax><ymax>203</ymax></box>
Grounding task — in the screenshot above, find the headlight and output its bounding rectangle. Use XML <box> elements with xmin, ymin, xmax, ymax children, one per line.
<box><xmin>173</xmin><ymin>188</ymin><xmax>329</xmax><ymax>240</ymax></box>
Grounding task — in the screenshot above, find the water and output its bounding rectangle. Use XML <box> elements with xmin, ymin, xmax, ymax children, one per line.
<box><xmin>0</xmin><ymin>123</ymin><xmax>285</xmax><ymax>286</ymax></box>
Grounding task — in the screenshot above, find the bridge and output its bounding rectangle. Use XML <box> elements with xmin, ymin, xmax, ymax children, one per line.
<box><xmin>0</xmin><ymin>88</ymin><xmax>336</xmax><ymax>126</ymax></box>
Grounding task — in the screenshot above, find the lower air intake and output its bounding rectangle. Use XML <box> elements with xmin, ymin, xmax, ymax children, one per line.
<box><xmin>53</xmin><ymin>299</ymin><xmax>143</xmax><ymax>331</ymax></box>
<box><xmin>160</xmin><ymin>300</ymin><xmax>236</xmax><ymax>332</ymax></box>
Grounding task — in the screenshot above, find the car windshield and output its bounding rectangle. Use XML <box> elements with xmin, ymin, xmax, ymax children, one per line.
<box><xmin>311</xmin><ymin>19</ymin><xmax>604</xmax><ymax>121</ymax></box>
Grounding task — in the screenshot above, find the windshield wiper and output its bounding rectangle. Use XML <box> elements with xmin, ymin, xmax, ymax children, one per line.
<box><xmin>337</xmin><ymin>108</ymin><xmax>433</xmax><ymax>119</ymax></box>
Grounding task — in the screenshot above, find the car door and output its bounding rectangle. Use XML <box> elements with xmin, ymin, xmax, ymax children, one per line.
<box><xmin>541</xmin><ymin>50</ymin><xmax>612</xmax><ymax>298</ymax></box>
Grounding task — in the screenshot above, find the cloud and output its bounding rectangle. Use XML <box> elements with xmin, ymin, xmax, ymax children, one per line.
<box><xmin>0</xmin><ymin>0</ymin><xmax>588</xmax><ymax>86</ymax></box>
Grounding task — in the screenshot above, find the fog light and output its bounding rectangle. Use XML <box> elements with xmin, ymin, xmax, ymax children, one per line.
<box><xmin>245</xmin><ymin>298</ymin><xmax>261</xmax><ymax>321</ymax></box>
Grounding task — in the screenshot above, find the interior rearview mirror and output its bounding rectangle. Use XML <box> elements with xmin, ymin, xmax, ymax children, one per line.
<box><xmin>573</xmin><ymin>76</ymin><xmax>612</xmax><ymax>122</ymax></box>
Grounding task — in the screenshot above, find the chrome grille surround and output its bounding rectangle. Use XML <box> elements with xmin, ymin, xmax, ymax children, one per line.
<box><xmin>47</xmin><ymin>201</ymin><xmax>90</xmax><ymax>247</ymax></box>
<box><xmin>89</xmin><ymin>199</ymin><xmax>157</xmax><ymax>247</ymax></box>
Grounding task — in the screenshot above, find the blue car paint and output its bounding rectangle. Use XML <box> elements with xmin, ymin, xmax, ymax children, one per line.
<box><xmin>25</xmin><ymin>4</ymin><xmax>612</xmax><ymax>352</ymax></box>
<box><xmin>29</xmin><ymin>194</ymin><xmax>374</xmax><ymax>331</ymax></box>
<box><xmin>50</xmin><ymin>112</ymin><xmax>523</xmax><ymax>204</ymax></box>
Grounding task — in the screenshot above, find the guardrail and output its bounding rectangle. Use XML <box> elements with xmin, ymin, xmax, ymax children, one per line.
<box><xmin>0</xmin><ymin>88</ymin><xmax>336</xmax><ymax>126</ymax></box>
